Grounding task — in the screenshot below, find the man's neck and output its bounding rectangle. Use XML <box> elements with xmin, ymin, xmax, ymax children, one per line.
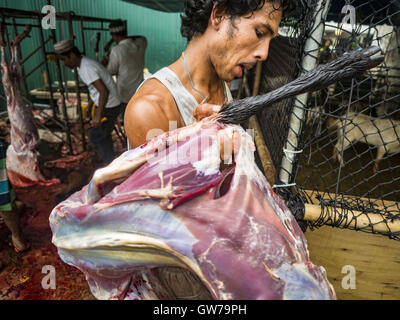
<box><xmin>116</xmin><ymin>36</ymin><xmax>128</xmax><ymax>44</ymax></box>
<box><xmin>77</xmin><ymin>55</ymin><xmax>83</xmax><ymax>68</ymax></box>
<box><xmin>170</xmin><ymin>37</ymin><xmax>224</xmax><ymax>104</ymax></box>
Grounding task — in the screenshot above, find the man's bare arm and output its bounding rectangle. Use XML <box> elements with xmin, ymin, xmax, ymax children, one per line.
<box><xmin>91</xmin><ymin>79</ymin><xmax>109</xmax><ymax>126</ymax></box>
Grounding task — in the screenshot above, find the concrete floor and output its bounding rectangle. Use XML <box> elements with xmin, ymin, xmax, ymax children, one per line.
<box><xmin>0</xmin><ymin>183</ymin><xmax>95</xmax><ymax>300</ymax></box>
<box><xmin>0</xmin><ymin>130</ymin><xmax>126</xmax><ymax>300</ymax></box>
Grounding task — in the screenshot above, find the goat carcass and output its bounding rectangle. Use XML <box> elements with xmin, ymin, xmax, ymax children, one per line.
<box><xmin>0</xmin><ymin>25</ymin><xmax>59</xmax><ymax>187</ymax></box>
<box><xmin>50</xmin><ymin>119</ymin><xmax>336</xmax><ymax>300</ymax></box>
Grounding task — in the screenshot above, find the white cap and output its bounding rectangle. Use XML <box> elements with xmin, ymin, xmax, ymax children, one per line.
<box><xmin>109</xmin><ymin>24</ymin><xmax>126</xmax><ymax>33</ymax></box>
<box><xmin>54</xmin><ymin>39</ymin><xmax>74</xmax><ymax>54</ymax></box>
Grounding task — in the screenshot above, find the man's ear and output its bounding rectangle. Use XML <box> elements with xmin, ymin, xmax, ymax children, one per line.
<box><xmin>210</xmin><ymin>3</ymin><xmax>226</xmax><ymax>30</ymax></box>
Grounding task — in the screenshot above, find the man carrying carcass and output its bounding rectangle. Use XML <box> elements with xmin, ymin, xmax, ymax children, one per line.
<box><xmin>54</xmin><ymin>40</ymin><xmax>122</xmax><ymax>165</ymax></box>
<box><xmin>125</xmin><ymin>0</ymin><xmax>288</xmax><ymax>154</ymax></box>
<box><xmin>104</xmin><ymin>20</ymin><xmax>147</xmax><ymax>122</ymax></box>
<box><xmin>124</xmin><ymin>0</ymin><xmax>290</xmax><ymax>299</ymax></box>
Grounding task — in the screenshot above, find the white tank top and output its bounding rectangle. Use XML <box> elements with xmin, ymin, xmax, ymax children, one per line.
<box><xmin>129</xmin><ymin>67</ymin><xmax>233</xmax><ymax>149</ymax></box>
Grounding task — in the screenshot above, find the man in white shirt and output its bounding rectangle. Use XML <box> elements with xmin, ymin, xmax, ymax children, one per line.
<box><xmin>54</xmin><ymin>39</ymin><xmax>122</xmax><ymax>165</ymax></box>
<box><xmin>106</xmin><ymin>20</ymin><xmax>147</xmax><ymax>121</ymax></box>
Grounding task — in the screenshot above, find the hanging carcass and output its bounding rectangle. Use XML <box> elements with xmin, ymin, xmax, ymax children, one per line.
<box><xmin>0</xmin><ymin>24</ymin><xmax>59</xmax><ymax>187</ymax></box>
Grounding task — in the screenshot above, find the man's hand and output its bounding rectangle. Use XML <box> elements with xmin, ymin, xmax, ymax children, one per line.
<box><xmin>193</xmin><ymin>103</ymin><xmax>241</xmax><ymax>163</ymax></box>
<box><xmin>90</xmin><ymin>111</ymin><xmax>101</xmax><ymax>127</ymax></box>
<box><xmin>83</xmin><ymin>102</ymin><xmax>93</xmax><ymax>122</ymax></box>
<box><xmin>218</xmin><ymin>128</ymin><xmax>241</xmax><ymax>164</ymax></box>
<box><xmin>193</xmin><ymin>103</ymin><xmax>221</xmax><ymax>121</ymax></box>
<box><xmin>89</xmin><ymin>79</ymin><xmax>109</xmax><ymax>127</ymax></box>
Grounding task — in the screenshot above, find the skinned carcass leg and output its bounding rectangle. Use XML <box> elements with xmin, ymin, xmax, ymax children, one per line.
<box><xmin>0</xmin><ymin>24</ymin><xmax>59</xmax><ymax>187</ymax></box>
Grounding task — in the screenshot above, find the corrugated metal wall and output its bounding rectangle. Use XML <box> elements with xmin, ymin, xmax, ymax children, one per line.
<box><xmin>1</xmin><ymin>0</ymin><xmax>187</xmax><ymax>111</ymax></box>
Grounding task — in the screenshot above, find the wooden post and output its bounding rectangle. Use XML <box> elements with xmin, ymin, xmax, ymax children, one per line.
<box><xmin>302</xmin><ymin>190</ymin><xmax>400</xmax><ymax>233</ymax></box>
<box><xmin>301</xmin><ymin>189</ymin><xmax>400</xmax><ymax>210</ymax></box>
<box><xmin>247</xmin><ymin>61</ymin><xmax>276</xmax><ymax>184</ymax></box>
<box><xmin>304</xmin><ymin>203</ymin><xmax>400</xmax><ymax>234</ymax></box>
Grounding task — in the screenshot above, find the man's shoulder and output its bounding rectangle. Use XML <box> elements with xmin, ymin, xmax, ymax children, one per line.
<box><xmin>80</xmin><ymin>56</ymin><xmax>102</xmax><ymax>70</ymax></box>
<box><xmin>133</xmin><ymin>36</ymin><xmax>147</xmax><ymax>46</ymax></box>
<box><xmin>127</xmin><ymin>36</ymin><xmax>147</xmax><ymax>50</ymax></box>
<box><xmin>134</xmin><ymin>78</ymin><xmax>172</xmax><ymax>105</ymax></box>
<box><xmin>110</xmin><ymin>42</ymin><xmax>123</xmax><ymax>52</ymax></box>
<box><xmin>111</xmin><ymin>39</ymin><xmax>133</xmax><ymax>54</ymax></box>
<box><xmin>79</xmin><ymin>56</ymin><xmax>111</xmax><ymax>83</ymax></box>
<box><xmin>129</xmin><ymin>78</ymin><xmax>177</xmax><ymax>117</ymax></box>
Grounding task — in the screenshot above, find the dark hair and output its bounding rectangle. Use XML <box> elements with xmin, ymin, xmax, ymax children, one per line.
<box><xmin>180</xmin><ymin>0</ymin><xmax>295</xmax><ymax>41</ymax></box>
<box><xmin>58</xmin><ymin>46</ymin><xmax>81</xmax><ymax>57</ymax></box>
<box><xmin>109</xmin><ymin>20</ymin><xmax>127</xmax><ymax>37</ymax></box>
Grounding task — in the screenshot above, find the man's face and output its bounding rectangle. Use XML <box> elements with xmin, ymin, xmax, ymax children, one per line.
<box><xmin>58</xmin><ymin>53</ymin><xmax>76</xmax><ymax>69</ymax></box>
<box><xmin>210</xmin><ymin>2</ymin><xmax>282</xmax><ymax>81</ymax></box>
<box><xmin>111</xmin><ymin>34</ymin><xmax>118</xmax><ymax>42</ymax></box>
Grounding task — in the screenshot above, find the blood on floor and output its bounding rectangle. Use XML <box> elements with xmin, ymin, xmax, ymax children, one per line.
<box><xmin>0</xmin><ymin>182</ymin><xmax>96</xmax><ymax>300</ymax></box>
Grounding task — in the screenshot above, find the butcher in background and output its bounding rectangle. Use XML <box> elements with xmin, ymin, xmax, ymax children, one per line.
<box><xmin>104</xmin><ymin>20</ymin><xmax>147</xmax><ymax>123</ymax></box>
<box><xmin>54</xmin><ymin>40</ymin><xmax>123</xmax><ymax>165</ymax></box>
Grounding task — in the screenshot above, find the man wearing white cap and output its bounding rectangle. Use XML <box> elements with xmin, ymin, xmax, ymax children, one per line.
<box><xmin>54</xmin><ymin>39</ymin><xmax>122</xmax><ymax>165</ymax></box>
<box><xmin>105</xmin><ymin>20</ymin><xmax>147</xmax><ymax>122</ymax></box>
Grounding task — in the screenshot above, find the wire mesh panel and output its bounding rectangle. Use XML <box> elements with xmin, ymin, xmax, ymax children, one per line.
<box><xmin>258</xmin><ymin>0</ymin><xmax>400</xmax><ymax>239</ymax></box>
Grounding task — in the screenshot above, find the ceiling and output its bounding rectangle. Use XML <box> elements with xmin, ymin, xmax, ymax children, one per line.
<box><xmin>122</xmin><ymin>0</ymin><xmax>400</xmax><ymax>25</ymax></box>
<box><xmin>122</xmin><ymin>0</ymin><xmax>184</xmax><ymax>12</ymax></box>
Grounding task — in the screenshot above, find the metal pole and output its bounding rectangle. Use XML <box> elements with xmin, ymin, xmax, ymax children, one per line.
<box><xmin>22</xmin><ymin>59</ymin><xmax>47</xmax><ymax>80</ymax></box>
<box><xmin>80</xmin><ymin>18</ymin><xmax>86</xmax><ymax>55</ymax></box>
<box><xmin>277</xmin><ymin>0</ymin><xmax>331</xmax><ymax>187</ymax></box>
<box><xmin>44</xmin><ymin>9</ymin><xmax>74</xmax><ymax>155</ymax></box>
<box><xmin>53</xmin><ymin>54</ymin><xmax>73</xmax><ymax>155</ymax></box>
<box><xmin>82</xmin><ymin>27</ymin><xmax>110</xmax><ymax>31</ymax></box>
<box><xmin>57</xmin><ymin>0</ymin><xmax>69</xmax><ymax>101</ymax></box>
<box><xmin>95</xmin><ymin>32</ymin><xmax>101</xmax><ymax>61</ymax></box>
<box><xmin>3</xmin><ymin>22</ymin><xmax>40</xmax><ymax>28</ymax></box>
<box><xmin>68</xmin><ymin>12</ymin><xmax>87</xmax><ymax>152</ymax></box>
<box><xmin>21</xmin><ymin>36</ymin><xmax>52</xmax><ymax>64</ymax></box>
<box><xmin>37</xmin><ymin>18</ymin><xmax>58</xmax><ymax>120</ymax></box>
<box><xmin>11</xmin><ymin>17</ymin><xmax>29</xmax><ymax>97</ymax></box>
